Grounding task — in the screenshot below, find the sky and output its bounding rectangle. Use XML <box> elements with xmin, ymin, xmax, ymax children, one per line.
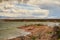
<box><xmin>0</xmin><ymin>0</ymin><xmax>60</xmax><ymax>19</ymax></box>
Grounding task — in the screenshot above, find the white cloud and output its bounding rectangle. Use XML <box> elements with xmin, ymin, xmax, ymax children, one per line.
<box><xmin>1</xmin><ymin>0</ymin><xmax>60</xmax><ymax>19</ymax></box>
<box><xmin>45</xmin><ymin>16</ymin><xmax>59</xmax><ymax>19</ymax></box>
<box><xmin>26</xmin><ymin>0</ymin><xmax>60</xmax><ymax>19</ymax></box>
<box><xmin>47</xmin><ymin>16</ymin><xmax>56</xmax><ymax>18</ymax></box>
<box><xmin>0</xmin><ymin>13</ymin><xmax>21</xmax><ymax>17</ymax></box>
<box><xmin>18</xmin><ymin>9</ymin><xmax>49</xmax><ymax>17</ymax></box>
<box><xmin>0</xmin><ymin>9</ymin><xmax>49</xmax><ymax>18</ymax></box>
<box><xmin>27</xmin><ymin>0</ymin><xmax>60</xmax><ymax>6</ymax></box>
<box><xmin>0</xmin><ymin>3</ymin><xmax>49</xmax><ymax>18</ymax></box>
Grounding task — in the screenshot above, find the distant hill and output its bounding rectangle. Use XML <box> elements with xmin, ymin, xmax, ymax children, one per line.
<box><xmin>0</xmin><ymin>19</ymin><xmax>60</xmax><ymax>22</ymax></box>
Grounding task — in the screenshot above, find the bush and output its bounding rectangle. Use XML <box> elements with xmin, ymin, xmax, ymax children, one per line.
<box><xmin>53</xmin><ymin>26</ymin><xmax>60</xmax><ymax>39</ymax></box>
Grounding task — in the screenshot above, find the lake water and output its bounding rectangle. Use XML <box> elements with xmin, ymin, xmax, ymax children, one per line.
<box><xmin>0</xmin><ymin>21</ymin><xmax>60</xmax><ymax>40</ymax></box>
<box><xmin>0</xmin><ymin>21</ymin><xmax>60</xmax><ymax>29</ymax></box>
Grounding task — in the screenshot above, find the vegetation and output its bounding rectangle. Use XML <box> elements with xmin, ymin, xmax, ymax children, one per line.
<box><xmin>53</xmin><ymin>26</ymin><xmax>60</xmax><ymax>40</ymax></box>
<box><xmin>30</xmin><ymin>35</ymin><xmax>37</xmax><ymax>40</ymax></box>
<box><xmin>47</xmin><ymin>31</ymin><xmax>52</xmax><ymax>34</ymax></box>
<box><xmin>34</xmin><ymin>24</ymin><xmax>44</xmax><ymax>26</ymax></box>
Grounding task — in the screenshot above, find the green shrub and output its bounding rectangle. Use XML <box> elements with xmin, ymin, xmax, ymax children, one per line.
<box><xmin>30</xmin><ymin>35</ymin><xmax>37</xmax><ymax>40</ymax></box>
